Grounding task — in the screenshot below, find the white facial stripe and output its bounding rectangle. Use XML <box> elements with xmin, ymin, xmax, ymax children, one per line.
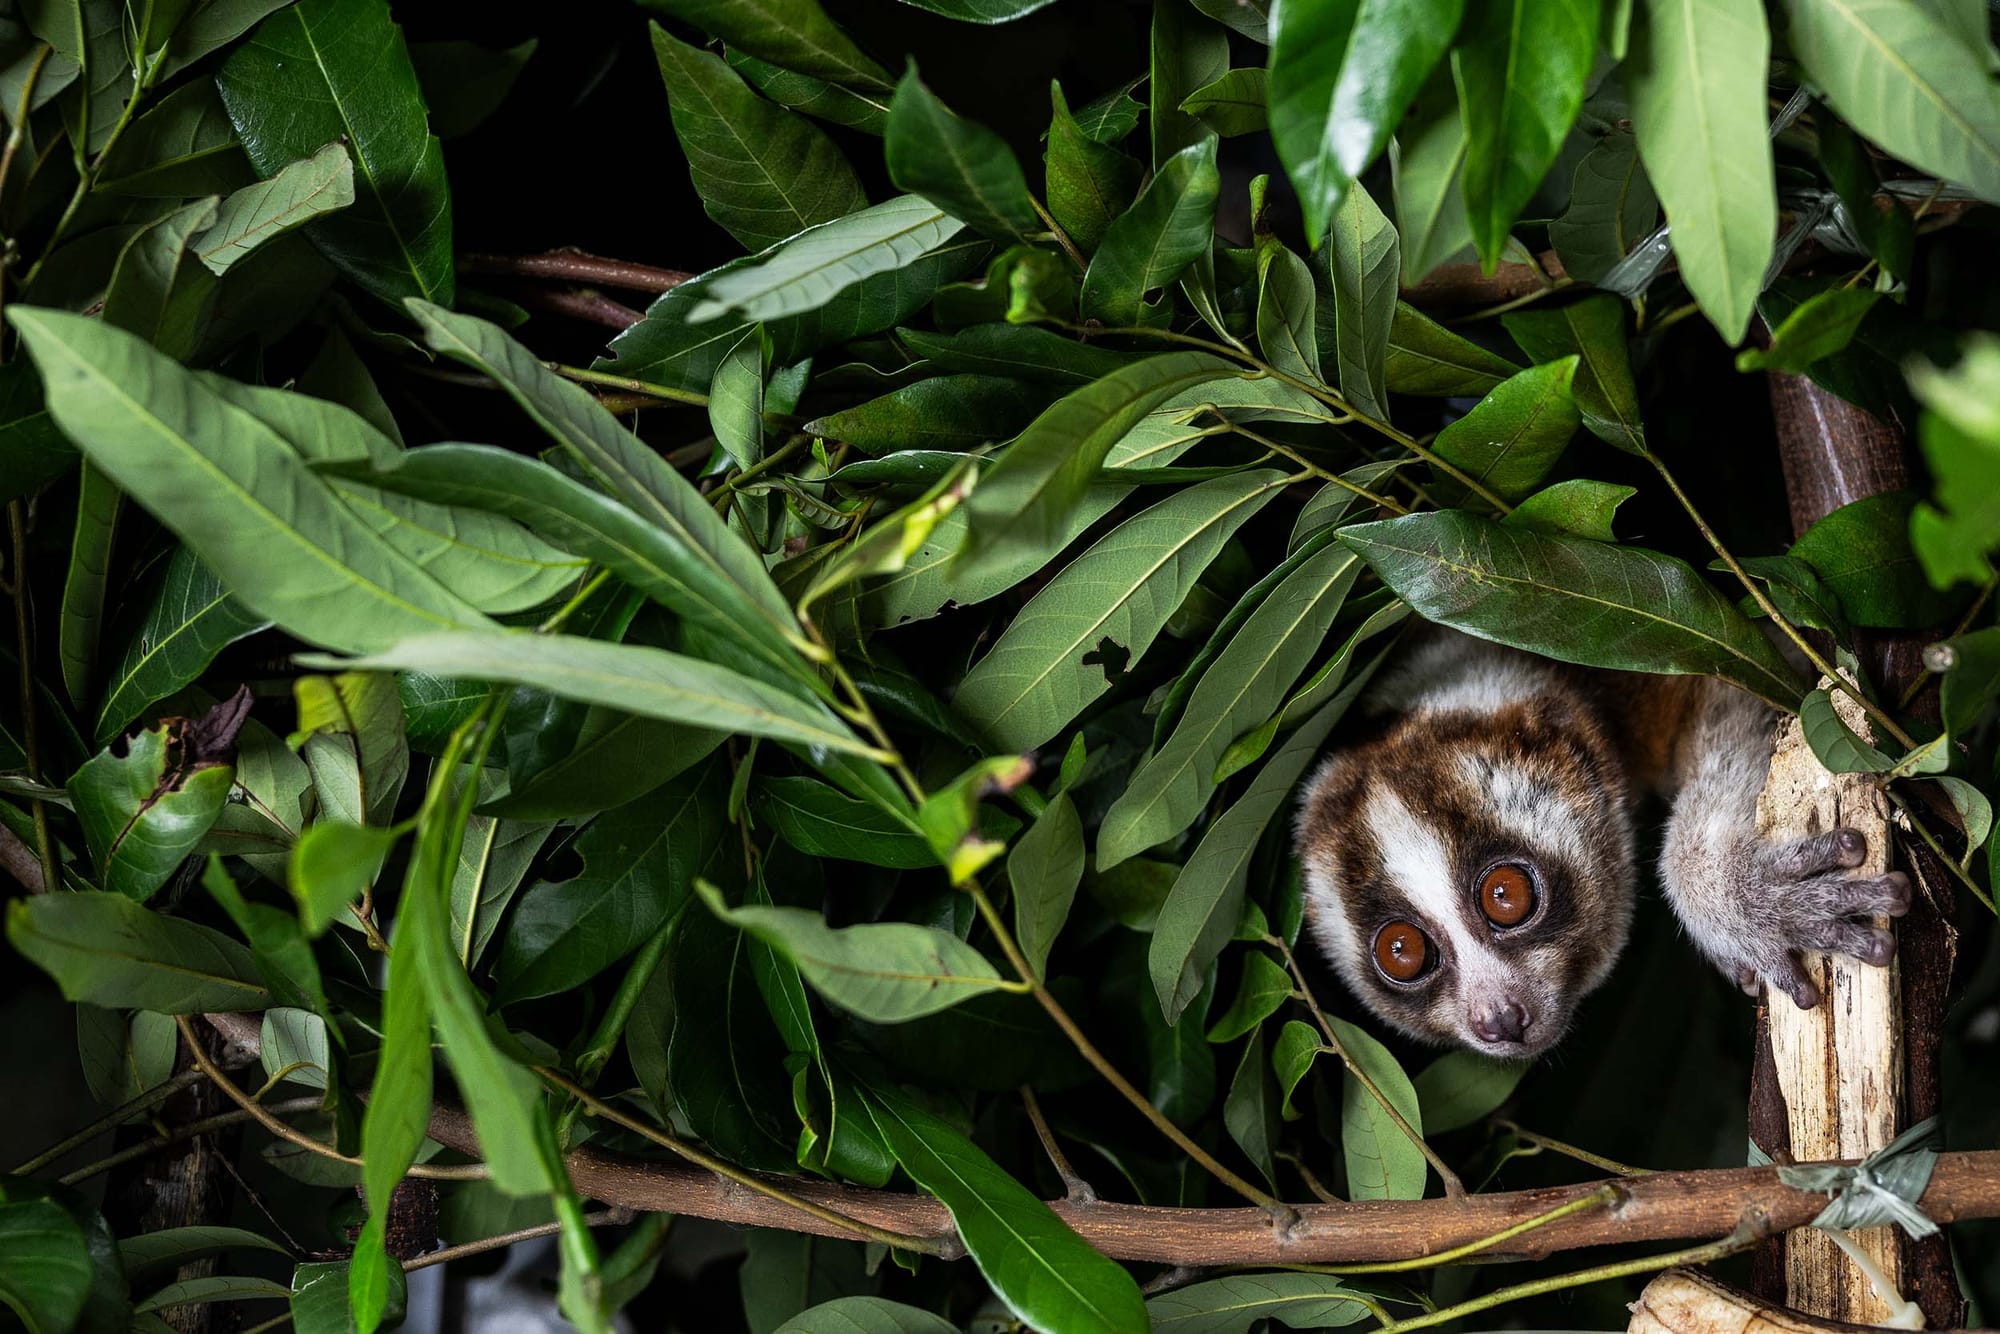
<box><xmin>1461</xmin><ymin>754</ymin><xmax>1593</xmax><ymax>868</ymax></box>
<box><xmin>1366</xmin><ymin>786</ymin><xmax>1492</xmax><ymax>973</ymax></box>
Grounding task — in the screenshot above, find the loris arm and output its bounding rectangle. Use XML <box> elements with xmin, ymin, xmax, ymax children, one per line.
<box><xmin>1654</xmin><ymin>679</ymin><xmax>1910</xmax><ymax>1009</ymax></box>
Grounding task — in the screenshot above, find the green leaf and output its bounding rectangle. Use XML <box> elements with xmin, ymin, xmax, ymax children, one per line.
<box><xmin>495</xmin><ymin>766</ymin><xmax>726</xmax><ymax>1004</ymax></box>
<box><xmin>1008</xmin><ymin>790</ymin><xmax>1084</xmax><ymax>978</ymax></box>
<box><xmin>1070</xmin><ymin>77</ymin><xmax>1146</xmax><ymax>144</ymax></box>
<box><xmin>1799</xmin><ymin>688</ymin><xmax>1896</xmax><ymax>773</ymax></box>
<box><xmin>1453</xmin><ymin>0</ymin><xmax>1598</xmax><ymax>267</ymax></box>
<box><xmin>957</xmin><ymin>352</ymin><xmax>1239</xmax><ymax>582</ymax></box>
<box><xmin>292</xmin><ymin>670</ymin><xmax>408</xmax><ymax>826</ymax></box>
<box><xmin>1909</xmin><ymin>340</ymin><xmax>2000</xmax><ymax>587</ymax></box>
<box><xmin>638</xmin><ymin>0</ymin><xmax>894</xmax><ymax>94</ymax></box>
<box><xmin>697</xmin><ymin>882</ymin><xmax>1008</xmax><ymax>1021</ymax></box>
<box><xmin>1790</xmin><ymin>491</ymin><xmax>1957</xmax><ymax>629</ymax></box>
<box><xmin>204</xmin><ymin>859</ymin><xmax>333</xmax><ymax>1025</ymax></box>
<box><xmin>1938</xmin><ymin>625</ymin><xmax>2000</xmax><ymax>736</ymax></box>
<box><xmin>0</xmin><ymin>362</ymin><xmax>74</xmax><ymax>506</ymax></box>
<box><xmin>690</xmin><ymin>196</ymin><xmax>966</xmax><ymax>324</ymax></box>
<box><xmin>103</xmin><ymin>198</ymin><xmax>220</xmax><ymax>363</ymax></box>
<box><xmin>1045</xmin><ymin>81</ymin><xmax>1143</xmax><ymax>253</ymax></box>
<box><xmin>1150</xmin><ymin>0</ymin><xmax>1230</xmax><ymax>164</ymax></box>
<box><xmin>193</xmin><ymin>141</ymin><xmax>356</xmax><ymax>276</ymax></box>
<box><xmin>1268</xmin><ymin>0</ymin><xmax>1465</xmax><ymax>245</ymax></box>
<box><xmin>1628</xmin><ymin>0</ymin><xmax>1775</xmax><ymax>343</ymax></box>
<box><xmin>59</xmin><ymin>461</ymin><xmax>120</xmax><ymax>709</ymax></box>
<box><xmin>883</xmin><ymin>0</ymin><xmax>1058</xmax><ymax>18</ymax></box>
<box><xmin>9</xmin><ymin>307</ymin><xmax>490</xmax><ymax>653</ymax></box>
<box><xmin>133</xmin><ymin>1275</ymin><xmax>292</xmax><ymax>1314</ymax></box>
<box><xmin>410</xmin><ymin>37</ymin><xmax>538</xmax><ymax>139</ymax></box>
<box><xmin>663</xmin><ymin>900</ymin><xmax>795</xmax><ymax>1172</ymax></box>
<box><xmin>69</xmin><ymin>713</ymin><xmax>236</xmax><ymax>901</ymax></box>
<box><xmin>1271</xmin><ymin>1018</ymin><xmax>1320</xmax><ymax>1118</ymax></box>
<box><xmin>1783</xmin><ymin>0</ymin><xmax>2000</xmax><ymax>206</ymax></box>
<box><xmin>758</xmin><ymin>776</ymin><xmax>933</xmax><ymax>868</ymax></box>
<box><xmin>7</xmin><ymin>891</ymin><xmax>270</xmax><ymax>1012</ymax></box>
<box><xmin>1207</xmin><ymin>951</ymin><xmax>1292</xmax><ymax>1043</ymax></box>
<box><xmin>1255</xmin><ymin>241</ymin><xmax>1322</xmax><ymax>384</ymax></box>
<box><xmin>1505</xmin><ymin>479</ymin><xmax>1635</xmax><ymax>542</ymax></box>
<box><xmin>728</xmin><ymin>49</ymin><xmax>891</xmax><ymax>134</ymax></box>
<box><xmin>288</xmin><ymin>821</ymin><xmax>397</xmax><ymax>936</ymax></box>
<box><xmin>1392</xmin><ymin>67</ymin><xmax>1474</xmax><ymax>286</ymax></box>
<box><xmin>1430</xmin><ymin>357</ymin><xmax>1580</xmax><ymax>502</ymax></box>
<box><xmin>772</xmin><ymin>1298</ymin><xmax>956</xmax><ymax>1334</ymax></box>
<box><xmin>1079</xmin><ymin>137</ymin><xmax>1221</xmax><ymax>326</ymax></box>
<box><xmin>1149</xmin><ymin>675</ymin><xmax>1375</xmax><ymax>1024</ymax></box>
<box><xmin>957</xmin><ymin>471</ymin><xmax>1286</xmax><ymax>751</ymax></box>
<box><xmin>1100</xmin><ymin>543</ymin><xmax>1358</xmax><ymax>867</ymax></box>
<box><xmin>1412</xmin><ymin>1050</ymin><xmax>1528</xmax><ymax>1132</ymax></box>
<box><xmin>1384</xmin><ymin>301</ymin><xmax>1521</xmax><ymax>396</ymax></box>
<box><xmin>1338</xmin><ymin>510</ymin><xmax>1804</xmax><ymax>707</ymax></box>
<box><xmin>300</xmin><ymin>631</ymin><xmax>878</xmax><ymax>758</ymax></box>
<box><xmin>1222</xmin><ymin>1026</ymin><xmax>1279</xmax><ymax>1189</ymax></box>
<box><xmin>0</xmin><ymin>1199</ymin><xmax>92</xmax><ymax>1334</ymax></box>
<box><xmin>1736</xmin><ymin>287</ymin><xmax>1880</xmax><ymax>374</ymax></box>
<box><xmin>1503</xmin><ymin>295</ymin><xmax>1646</xmax><ymax>454</ymax></box>
<box><xmin>862</xmin><ymin>1084</ymin><xmax>1147</xmax><ymax>1334</ymax></box>
<box><xmin>299</xmin><ymin>1261</ymin><xmax>403</xmax><ymax>1334</ymax></box>
<box><xmin>886</xmin><ymin>65</ymin><xmax>1038</xmax><ymax>242</ymax></box>
<box><xmin>1147</xmin><ymin>1273</ymin><xmax>1372</xmax><ymax>1334</ymax></box>
<box><xmin>916</xmin><ymin>755</ymin><xmax>1030</xmax><ymax>884</ymax></box>
<box><xmin>1180</xmin><ymin>68</ymin><xmax>1267</xmax><ymax>137</ymax></box>
<box><xmin>1548</xmin><ymin>129</ymin><xmax>1660</xmax><ymax>284</ymax></box>
<box><xmin>1328</xmin><ymin>181</ymin><xmax>1398</xmax><ymax>419</ymax></box>
<box><xmin>1329</xmin><ymin>1015</ymin><xmax>1426</xmax><ymax>1198</ymax></box>
<box><xmin>98</xmin><ymin>79</ymin><xmax>253</xmax><ymax>198</ymax></box>
<box><xmin>650</xmin><ymin>24</ymin><xmax>865</xmax><ymax>252</ymax></box>
<box><xmin>898</xmin><ymin>322</ymin><xmax>1138</xmax><ymax>384</ymax></box>
<box><xmin>119</xmin><ymin>1227</ymin><xmax>289</xmax><ymax>1279</ymax></box>
<box><xmin>216</xmin><ymin>0</ymin><xmax>454</xmax><ymax>305</ymax></box>
<box><xmin>805</xmin><ymin>375</ymin><xmax>1051</xmax><ymax>452</ymax></box>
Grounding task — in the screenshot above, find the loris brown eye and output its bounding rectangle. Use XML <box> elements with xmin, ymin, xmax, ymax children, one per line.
<box><xmin>1479</xmin><ymin>864</ymin><xmax>1537</xmax><ymax>928</ymax></box>
<box><xmin>1373</xmin><ymin>921</ymin><xmax>1431</xmax><ymax>982</ymax></box>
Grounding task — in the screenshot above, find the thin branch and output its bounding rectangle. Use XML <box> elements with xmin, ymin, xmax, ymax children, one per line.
<box><xmin>1496</xmin><ymin>1120</ymin><xmax>1656</xmax><ymax>1179</ymax></box>
<box><xmin>402</xmin><ymin>1208</ymin><xmax>635</xmax><ymax>1273</ymax></box>
<box><xmin>7</xmin><ymin>499</ymin><xmax>58</xmax><ymax>895</ymax></box>
<box><xmin>1284</xmin><ymin>1184</ymin><xmax>1621</xmax><ymax>1276</ymax></box>
<box><xmin>460</xmin><ymin>250</ymin><xmax>694</xmax><ymax>294</ymax></box>
<box><xmin>509</xmin><ymin>286</ymin><xmax>644</xmax><ymax>331</ymax></box>
<box><xmin>1267</xmin><ymin>932</ymin><xmax>1466</xmax><ymax>1202</ymax></box>
<box><xmin>58</xmin><ymin>1097</ymin><xmax>323</xmax><ymax>1186</ymax></box>
<box><xmin>1021</xmin><ymin>1086</ymin><xmax>1095</xmax><ymax>1203</ymax></box>
<box><xmin>550</xmin><ymin>362</ymin><xmax>707</xmax><ymax>407</ymax></box>
<box><xmin>14</xmin><ymin>1069</ymin><xmax>206</xmax><ymax>1173</ymax></box>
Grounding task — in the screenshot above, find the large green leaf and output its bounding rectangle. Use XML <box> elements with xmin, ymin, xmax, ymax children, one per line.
<box><xmin>495</xmin><ymin>763</ymin><xmax>727</xmax><ymax>1004</ymax></box>
<box><xmin>639</xmin><ymin>0</ymin><xmax>894</xmax><ymax>94</ymax></box>
<box><xmin>956</xmin><ymin>352</ymin><xmax>1239</xmax><ymax>581</ymax></box>
<box><xmin>1548</xmin><ymin>129</ymin><xmax>1659</xmax><ymax>284</ymax></box>
<box><xmin>729</xmin><ymin>50</ymin><xmax>892</xmax><ymax>134</ymax></box>
<box><xmin>689</xmin><ymin>196</ymin><xmax>966</xmax><ymax>324</ymax></box>
<box><xmin>69</xmin><ymin>714</ymin><xmax>235</xmax><ymax>901</ymax></box>
<box><xmin>58</xmin><ymin>461</ymin><xmax>120</xmax><ymax>709</ymax></box>
<box><xmin>216</xmin><ymin>0</ymin><xmax>454</xmax><ymax>304</ymax></box>
<box><xmin>756</xmin><ymin>776</ymin><xmax>934</xmax><ymax>868</ymax></box>
<box><xmin>1338</xmin><ymin>510</ymin><xmax>1803</xmax><ymax>706</ymax></box>
<box><xmin>1255</xmin><ymin>241</ymin><xmax>1321</xmax><ymax>384</ymax></box>
<box><xmin>804</xmin><ymin>375</ymin><xmax>1050</xmax><ymax>452</ymax></box>
<box><xmin>98</xmin><ymin>79</ymin><xmax>254</xmax><ymax>198</ymax></box>
<box><xmin>1146</xmin><ymin>1274</ymin><xmax>1372</xmax><ymax>1334</ymax></box>
<box><xmin>301</xmin><ymin>631</ymin><xmax>878</xmax><ymax>758</ymax></box>
<box><xmin>1391</xmin><ymin>67</ymin><xmax>1474</xmax><ymax>285</ymax></box>
<box><xmin>697</xmin><ymin>884</ymin><xmax>1008</xmax><ymax>1021</ymax></box>
<box><xmin>1045</xmin><ymin>82</ymin><xmax>1144</xmax><ymax>254</ymax></box>
<box><xmin>1453</xmin><ymin>0</ymin><xmax>1598</xmax><ymax>267</ymax></box>
<box><xmin>956</xmin><ymin>470</ymin><xmax>1288</xmax><ymax>751</ymax></box>
<box><xmin>1328</xmin><ymin>181</ymin><xmax>1398</xmax><ymax>419</ymax></box>
<box><xmin>10</xmin><ymin>307</ymin><xmax>490</xmax><ymax>653</ymax></box>
<box><xmin>1628</xmin><ymin>0</ymin><xmax>1775</xmax><ymax>343</ymax></box>
<box><xmin>1079</xmin><ymin>137</ymin><xmax>1220</xmax><ymax>326</ymax></box>
<box><xmin>772</xmin><ymin>1298</ymin><xmax>956</xmax><ymax>1334</ymax></box>
<box><xmin>1010</xmin><ymin>790</ymin><xmax>1084</xmax><ymax>979</ymax></box>
<box><xmin>650</xmin><ymin>23</ymin><xmax>865</xmax><ymax>251</ymax></box>
<box><xmin>1784</xmin><ymin>0</ymin><xmax>2000</xmax><ymax>206</ymax></box>
<box><xmin>194</xmin><ymin>141</ymin><xmax>356</xmax><ymax>275</ymax></box>
<box><xmin>1099</xmin><ymin>542</ymin><xmax>1358</xmax><ymax>867</ymax></box>
<box><xmin>862</xmin><ymin>1084</ymin><xmax>1148</xmax><ymax>1334</ymax></box>
<box><xmin>899</xmin><ymin>323</ymin><xmax>1139</xmax><ymax>384</ymax></box>
<box><xmin>1151</xmin><ymin>0</ymin><xmax>1229</xmax><ymax>164</ymax></box>
<box><xmin>1429</xmin><ymin>356</ymin><xmax>1580</xmax><ymax>502</ymax></box>
<box><xmin>103</xmin><ymin>198</ymin><xmax>219</xmax><ymax>363</ymax></box>
<box><xmin>1329</xmin><ymin>1015</ymin><xmax>1426</xmax><ymax>1199</ymax></box>
<box><xmin>1180</xmin><ymin>68</ymin><xmax>1268</xmax><ymax>137</ymax></box>
<box><xmin>1412</xmin><ymin>1050</ymin><xmax>1528</xmax><ymax>1132</ymax></box>
<box><xmin>1790</xmin><ymin>490</ymin><xmax>1958</xmax><ymax>629</ymax></box>
<box><xmin>886</xmin><ymin>66</ymin><xmax>1038</xmax><ymax>241</ymax></box>
<box><xmin>1268</xmin><ymin>0</ymin><xmax>1465</xmax><ymax>245</ymax></box>
<box><xmin>0</xmin><ymin>1200</ymin><xmax>92</xmax><ymax>1334</ymax></box>
<box><xmin>1384</xmin><ymin>302</ymin><xmax>1520</xmax><ymax>396</ymax></box>
<box><xmin>1148</xmin><ymin>668</ymin><xmax>1376</xmax><ymax>1023</ymax></box>
<box><xmin>7</xmin><ymin>891</ymin><xmax>271</xmax><ymax>1012</ymax></box>
<box><xmin>1503</xmin><ymin>295</ymin><xmax>1646</xmax><ymax>454</ymax></box>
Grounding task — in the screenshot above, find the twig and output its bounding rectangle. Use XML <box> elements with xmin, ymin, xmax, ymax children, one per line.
<box><xmin>1898</xmin><ymin>574</ymin><xmax>1997</xmax><ymax>711</ymax></box>
<box><xmin>174</xmin><ymin>1018</ymin><xmax>484</xmax><ymax>1181</ymax></box>
<box><xmin>1374</xmin><ymin>1226</ymin><xmax>1765</xmax><ymax>1332</ymax></box>
<box><xmin>532</xmin><ymin>1065</ymin><xmax>954</xmax><ymax>1257</ymax></box>
<box><xmin>550</xmin><ymin>362</ymin><xmax>707</xmax><ymax>407</ymax></box>
<box><xmin>1021</xmin><ymin>1086</ymin><xmax>1095</xmax><ymax>1203</ymax></box>
<box><xmin>508</xmin><ymin>286</ymin><xmax>644</xmax><ymax>331</ymax></box>
<box><xmin>460</xmin><ymin>250</ymin><xmax>694</xmax><ymax>293</ymax></box>
<box><xmin>1284</xmin><ymin>1185</ymin><xmax>1622</xmax><ymax>1276</ymax></box>
<box><xmin>1267</xmin><ymin>933</ymin><xmax>1466</xmax><ymax>1201</ymax></box>
<box><xmin>1496</xmin><ymin>1121</ymin><xmax>1655</xmax><ymax>1178</ymax></box>
<box><xmin>58</xmin><ymin>1097</ymin><xmax>323</xmax><ymax>1186</ymax></box>
<box><xmin>14</xmin><ymin>1068</ymin><xmax>206</xmax><ymax>1173</ymax></box>
<box><xmin>0</xmin><ymin>822</ymin><xmax>44</xmax><ymax>891</ymax></box>
<box><xmin>1029</xmin><ymin>195</ymin><xmax>1087</xmax><ymax>272</ymax></box>
<box><xmin>402</xmin><ymin>1208</ymin><xmax>635</xmax><ymax>1272</ymax></box>
<box><xmin>1227</xmin><ymin>424</ymin><xmax>1409</xmax><ymax>514</ymax></box>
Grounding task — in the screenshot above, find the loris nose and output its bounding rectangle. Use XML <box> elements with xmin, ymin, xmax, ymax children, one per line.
<box><xmin>1470</xmin><ymin>1000</ymin><xmax>1530</xmax><ymax>1045</ymax></box>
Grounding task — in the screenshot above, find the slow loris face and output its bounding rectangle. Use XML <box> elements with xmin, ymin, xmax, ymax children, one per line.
<box><xmin>1294</xmin><ymin>693</ymin><xmax>1636</xmax><ymax>1059</ymax></box>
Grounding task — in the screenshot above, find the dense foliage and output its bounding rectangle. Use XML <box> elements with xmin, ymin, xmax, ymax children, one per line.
<box><xmin>1</xmin><ymin>0</ymin><xmax>1998</xmax><ymax>1331</ymax></box>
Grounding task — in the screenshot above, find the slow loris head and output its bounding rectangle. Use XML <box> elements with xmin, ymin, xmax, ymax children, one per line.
<box><xmin>1294</xmin><ymin>650</ymin><xmax>1637</xmax><ymax>1058</ymax></box>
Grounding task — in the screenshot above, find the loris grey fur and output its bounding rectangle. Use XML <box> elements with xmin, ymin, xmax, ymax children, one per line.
<box><xmin>1293</xmin><ymin>630</ymin><xmax>1911</xmax><ymax>1058</ymax></box>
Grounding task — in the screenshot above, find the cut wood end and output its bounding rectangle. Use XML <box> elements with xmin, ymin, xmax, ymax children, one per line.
<box><xmin>1629</xmin><ymin>1270</ymin><xmax>1960</xmax><ymax>1334</ymax></box>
